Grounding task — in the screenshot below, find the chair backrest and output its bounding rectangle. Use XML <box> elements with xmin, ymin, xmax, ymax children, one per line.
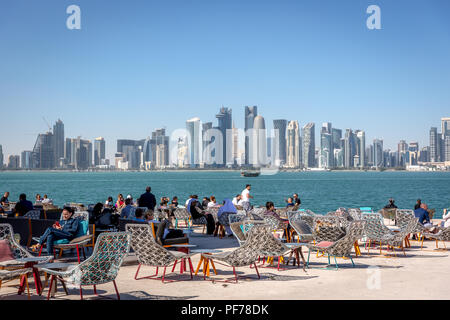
<box><xmin>73</xmin><ymin>211</ymin><xmax>89</xmax><ymax>221</ymax></box>
<box><xmin>262</xmin><ymin>215</ymin><xmax>285</xmax><ymax>231</ymax></box>
<box><xmin>312</xmin><ymin>216</ymin><xmax>346</xmax><ymax>242</ymax></box>
<box><xmin>0</xmin><ymin>223</ymin><xmax>31</xmax><ymax>259</ymax></box>
<box><xmin>348</xmin><ymin>208</ymin><xmax>361</xmax><ymax>221</ymax></box>
<box><xmin>361</xmin><ymin>213</ymin><xmax>391</xmax><ymax>239</ymax></box>
<box><xmin>68</xmin><ymin>231</ymin><xmax>131</xmax><ymax>286</ymax></box>
<box><xmin>288</xmin><ymin>212</ymin><xmax>313</xmax><ymax>240</ymax></box>
<box><xmin>0</xmin><ymin>217</ymin><xmax>31</xmax><ymax>246</ymax></box>
<box><xmin>250</xmin><ymin>207</ymin><xmax>266</xmax><ymax>216</ymax></box>
<box><xmin>218</xmin><ymin>212</ymin><xmax>235</xmax><ymax>226</ymax></box>
<box><xmin>128</xmin><ymin>207</ymin><xmax>148</xmax><ymax>219</ymax></box>
<box><xmin>228</xmin><ymin>213</ymin><xmax>246</xmax><ymax>225</ymax></box>
<box><xmin>219</xmin><ymin>225</ymin><xmax>270</xmax><ymax>267</ymax></box>
<box><xmin>24</xmin><ymin>210</ymin><xmax>42</xmax><ymax>220</ymax></box>
<box><xmin>125</xmin><ymin>224</ymin><xmax>176</xmax><ymax>267</ymax></box>
<box><xmin>360</xmin><ymin>207</ymin><xmax>373</xmax><ymax>213</ymax></box>
<box><xmin>230</xmin><ymin>221</ymin><xmax>246</xmax><ymax>245</ymax></box>
<box><xmin>173</xmin><ymin>208</ymin><xmax>190</xmax><ymax>220</ymax></box>
<box><xmin>395</xmin><ymin>209</ymin><xmax>415</xmax><ymax>229</ymax></box>
<box><xmin>328</xmin><ymin>220</ymin><xmax>366</xmax><ymax>257</ymax></box>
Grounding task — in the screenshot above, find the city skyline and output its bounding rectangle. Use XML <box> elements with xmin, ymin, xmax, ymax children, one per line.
<box><xmin>1</xmin><ymin>110</ymin><xmax>449</xmax><ymax>170</ymax></box>
<box><xmin>1</xmin><ymin>1</ymin><xmax>450</xmax><ymax>161</ymax></box>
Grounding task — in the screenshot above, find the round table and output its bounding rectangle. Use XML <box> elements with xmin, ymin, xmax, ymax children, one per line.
<box><xmin>37</xmin><ymin>262</ymin><xmax>73</xmax><ymax>298</ymax></box>
<box><xmin>191</xmin><ymin>249</ymin><xmax>222</xmax><ymax>278</ymax></box>
<box><xmin>16</xmin><ymin>256</ymin><xmax>54</xmax><ymax>296</ymax></box>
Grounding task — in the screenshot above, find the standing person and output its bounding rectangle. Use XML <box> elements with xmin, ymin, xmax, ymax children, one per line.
<box><xmin>138</xmin><ymin>186</ymin><xmax>157</xmax><ymax>211</ymax></box>
<box><xmin>293</xmin><ymin>193</ymin><xmax>301</xmax><ymax>206</ymax></box>
<box><xmin>1</xmin><ymin>192</ymin><xmax>10</xmax><ymax>206</ymax></box>
<box><xmin>414</xmin><ymin>199</ymin><xmax>422</xmax><ymax>210</ymax></box>
<box><xmin>286</xmin><ymin>197</ymin><xmax>295</xmax><ymax>208</ymax></box>
<box><xmin>13</xmin><ymin>194</ymin><xmax>33</xmax><ymax>216</ymax></box>
<box><xmin>241</xmin><ymin>184</ymin><xmax>253</xmax><ymax>203</ymax></box>
<box><xmin>30</xmin><ymin>207</ymin><xmax>79</xmax><ymax>254</ymax></box>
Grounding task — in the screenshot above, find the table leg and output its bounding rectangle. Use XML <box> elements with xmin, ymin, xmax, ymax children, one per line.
<box><xmin>210</xmin><ymin>260</ymin><xmax>218</xmax><ymax>275</ymax></box>
<box><xmin>195</xmin><ymin>256</ymin><xmax>204</xmax><ymax>275</ymax></box>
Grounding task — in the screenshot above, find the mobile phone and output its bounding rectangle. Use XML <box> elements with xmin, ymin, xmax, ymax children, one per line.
<box><xmin>55</xmin><ymin>221</ymin><xmax>60</xmax><ymax>227</ymax></box>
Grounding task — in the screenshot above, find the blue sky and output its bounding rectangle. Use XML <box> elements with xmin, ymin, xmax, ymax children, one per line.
<box><xmin>0</xmin><ymin>0</ymin><xmax>449</xmax><ymax>160</ymax></box>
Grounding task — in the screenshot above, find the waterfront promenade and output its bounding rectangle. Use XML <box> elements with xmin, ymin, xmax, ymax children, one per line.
<box><xmin>0</xmin><ymin>223</ymin><xmax>448</xmax><ymax>300</ymax></box>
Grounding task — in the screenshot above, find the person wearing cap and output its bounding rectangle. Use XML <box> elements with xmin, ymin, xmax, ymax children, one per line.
<box><xmin>126</xmin><ymin>194</ymin><xmax>136</xmax><ymax>206</ymax></box>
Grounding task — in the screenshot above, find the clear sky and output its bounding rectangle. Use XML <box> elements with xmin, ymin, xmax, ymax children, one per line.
<box><xmin>1</xmin><ymin>0</ymin><xmax>449</xmax><ymax>161</ymax></box>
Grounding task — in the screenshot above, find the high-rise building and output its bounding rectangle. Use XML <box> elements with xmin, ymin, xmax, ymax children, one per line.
<box><xmin>53</xmin><ymin>119</ymin><xmax>64</xmax><ymax>168</ymax></box>
<box><xmin>332</xmin><ymin>128</ymin><xmax>342</xmax><ymax>150</ymax></box>
<box><xmin>302</xmin><ymin>123</ymin><xmax>315</xmax><ymax>168</ymax></box>
<box><xmin>202</xmin><ymin>122</ymin><xmax>213</xmax><ymax>165</ymax></box>
<box><xmin>418</xmin><ymin>146</ymin><xmax>429</xmax><ymax>163</ymax></box>
<box><xmin>152</xmin><ymin>128</ymin><xmax>169</xmax><ymax>168</ymax></box>
<box><xmin>8</xmin><ymin>155</ymin><xmax>20</xmax><ymax>169</ymax></box>
<box><xmin>21</xmin><ymin>151</ymin><xmax>33</xmax><ymax>169</ymax></box>
<box><xmin>143</xmin><ymin>137</ymin><xmax>153</xmax><ymax>166</ymax></box>
<box><xmin>397</xmin><ymin>140</ymin><xmax>408</xmax><ymax>167</ymax></box>
<box><xmin>430</xmin><ymin>127</ymin><xmax>439</xmax><ymax>162</ymax></box>
<box><xmin>344</xmin><ymin>129</ymin><xmax>355</xmax><ymax>168</ymax></box>
<box><xmin>0</xmin><ymin>144</ymin><xmax>3</xmax><ymax>169</ymax></box>
<box><xmin>32</xmin><ymin>132</ymin><xmax>55</xmax><ymax>169</ymax></box>
<box><xmin>177</xmin><ymin>136</ymin><xmax>189</xmax><ymax>168</ymax></box>
<box><xmin>94</xmin><ymin>137</ymin><xmax>106</xmax><ymax>166</ymax></box>
<box><xmin>244</xmin><ymin>106</ymin><xmax>258</xmax><ymax>166</ymax></box>
<box><xmin>216</xmin><ymin>107</ymin><xmax>232</xmax><ymax>166</ymax></box>
<box><xmin>320</xmin><ymin>123</ymin><xmax>333</xmax><ymax>168</ymax></box>
<box><xmin>232</xmin><ymin>121</ymin><xmax>239</xmax><ymax>165</ymax></box>
<box><xmin>334</xmin><ymin>148</ymin><xmax>344</xmax><ymax>167</ymax></box>
<box><xmin>117</xmin><ymin>139</ymin><xmax>145</xmax><ymax>169</ymax></box>
<box><xmin>408</xmin><ymin>142</ymin><xmax>419</xmax><ymax>165</ymax></box>
<box><xmin>444</xmin><ymin>136</ymin><xmax>450</xmax><ymax>162</ymax></box>
<box><xmin>273</xmin><ymin>119</ymin><xmax>288</xmax><ymax>166</ymax></box>
<box><xmin>373</xmin><ymin>139</ymin><xmax>384</xmax><ymax>168</ymax></box>
<box><xmin>286</xmin><ymin>120</ymin><xmax>300</xmax><ymax>168</ymax></box>
<box><xmin>252</xmin><ymin>115</ymin><xmax>266</xmax><ymax>167</ymax></box>
<box><xmin>355</xmin><ymin>130</ymin><xmax>366</xmax><ymax>168</ymax></box>
<box><xmin>186</xmin><ymin>117</ymin><xmax>201</xmax><ymax>168</ymax></box>
<box><xmin>441</xmin><ymin>117</ymin><xmax>450</xmax><ymax>137</ymax></box>
<box><xmin>71</xmin><ymin>137</ymin><xmax>92</xmax><ymax>170</ymax></box>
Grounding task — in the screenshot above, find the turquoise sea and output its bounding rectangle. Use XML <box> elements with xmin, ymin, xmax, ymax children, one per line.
<box><xmin>0</xmin><ymin>171</ymin><xmax>449</xmax><ymax>218</ymax></box>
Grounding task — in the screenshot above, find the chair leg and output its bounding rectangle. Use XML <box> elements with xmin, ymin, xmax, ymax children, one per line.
<box><xmin>76</xmin><ymin>245</ymin><xmax>80</xmax><ymax>264</ymax></box>
<box><xmin>333</xmin><ymin>256</ymin><xmax>339</xmax><ymax>270</ymax></box>
<box><xmin>93</xmin><ymin>285</ymin><xmax>97</xmax><ymax>295</ymax></box>
<box><xmin>162</xmin><ymin>267</ymin><xmax>167</xmax><ymax>283</ymax></box>
<box><xmin>350</xmin><ymin>256</ymin><xmax>355</xmax><ymax>267</ymax></box>
<box><xmin>254</xmin><ymin>263</ymin><xmax>260</xmax><ymax>279</ymax></box>
<box><xmin>79</xmin><ymin>286</ymin><xmax>83</xmax><ymax>300</ymax></box>
<box><xmin>232</xmin><ymin>266</ymin><xmax>238</xmax><ymax>283</ymax></box>
<box><xmin>134</xmin><ymin>264</ymin><xmax>141</xmax><ymax>280</ymax></box>
<box><xmin>47</xmin><ymin>275</ymin><xmax>55</xmax><ymax>300</ymax></box>
<box><xmin>23</xmin><ymin>275</ymin><xmax>30</xmax><ymax>300</ymax></box>
<box><xmin>113</xmin><ymin>280</ymin><xmax>120</xmax><ymax>300</ymax></box>
<box><xmin>172</xmin><ymin>260</ymin><xmax>178</xmax><ymax>273</ymax></box>
<box><xmin>306</xmin><ymin>249</ymin><xmax>311</xmax><ymax>267</ymax></box>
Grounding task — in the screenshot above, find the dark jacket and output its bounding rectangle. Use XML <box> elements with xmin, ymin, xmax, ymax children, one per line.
<box><xmin>60</xmin><ymin>217</ymin><xmax>80</xmax><ymax>238</ymax></box>
<box><xmin>138</xmin><ymin>192</ymin><xmax>156</xmax><ymax>210</ymax></box>
<box><xmin>14</xmin><ymin>200</ymin><xmax>34</xmax><ymax>216</ymax></box>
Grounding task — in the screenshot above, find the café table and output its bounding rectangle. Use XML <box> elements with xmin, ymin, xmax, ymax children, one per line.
<box><xmin>36</xmin><ymin>262</ymin><xmax>73</xmax><ymax>299</ymax></box>
<box><xmin>192</xmin><ymin>249</ymin><xmax>222</xmax><ymax>278</ymax></box>
<box><xmin>16</xmin><ymin>256</ymin><xmax>53</xmax><ymax>296</ymax></box>
<box><xmin>168</xmin><ymin>244</ymin><xmax>197</xmax><ymax>274</ymax></box>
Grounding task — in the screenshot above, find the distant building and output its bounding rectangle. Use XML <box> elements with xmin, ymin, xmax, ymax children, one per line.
<box><xmin>355</xmin><ymin>130</ymin><xmax>366</xmax><ymax>168</ymax></box>
<box><xmin>252</xmin><ymin>115</ymin><xmax>266</xmax><ymax>167</ymax></box>
<box><xmin>8</xmin><ymin>155</ymin><xmax>20</xmax><ymax>169</ymax></box>
<box><xmin>286</xmin><ymin>120</ymin><xmax>300</xmax><ymax>168</ymax></box>
<box><xmin>430</xmin><ymin>127</ymin><xmax>439</xmax><ymax>162</ymax></box>
<box><xmin>33</xmin><ymin>132</ymin><xmax>55</xmax><ymax>169</ymax></box>
<box><xmin>373</xmin><ymin>139</ymin><xmax>384</xmax><ymax>168</ymax></box>
<box><xmin>273</xmin><ymin>119</ymin><xmax>288</xmax><ymax>166</ymax></box>
<box><xmin>186</xmin><ymin>118</ymin><xmax>201</xmax><ymax>168</ymax></box>
<box><xmin>202</xmin><ymin>122</ymin><xmax>213</xmax><ymax>166</ymax></box>
<box><xmin>0</xmin><ymin>144</ymin><xmax>3</xmax><ymax>169</ymax></box>
<box><xmin>302</xmin><ymin>123</ymin><xmax>315</xmax><ymax>168</ymax></box>
<box><xmin>177</xmin><ymin>136</ymin><xmax>189</xmax><ymax>168</ymax></box>
<box><xmin>344</xmin><ymin>129</ymin><xmax>355</xmax><ymax>168</ymax></box>
<box><xmin>53</xmin><ymin>119</ymin><xmax>65</xmax><ymax>168</ymax></box>
<box><xmin>320</xmin><ymin>123</ymin><xmax>333</xmax><ymax>169</ymax></box>
<box><xmin>244</xmin><ymin>106</ymin><xmax>258</xmax><ymax>166</ymax></box>
<box><xmin>94</xmin><ymin>137</ymin><xmax>106</xmax><ymax>166</ymax></box>
<box><xmin>21</xmin><ymin>151</ymin><xmax>33</xmax><ymax>169</ymax></box>
<box><xmin>117</xmin><ymin>139</ymin><xmax>145</xmax><ymax>169</ymax></box>
<box><xmin>332</xmin><ymin>128</ymin><xmax>342</xmax><ymax>150</ymax></box>
<box><xmin>216</xmin><ymin>107</ymin><xmax>232</xmax><ymax>166</ymax></box>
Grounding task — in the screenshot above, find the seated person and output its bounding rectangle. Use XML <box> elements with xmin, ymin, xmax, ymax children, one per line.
<box><xmin>13</xmin><ymin>193</ymin><xmax>33</xmax><ymax>216</ymax></box>
<box><xmin>188</xmin><ymin>198</ymin><xmax>216</xmax><ymax>235</ymax></box>
<box><xmin>286</xmin><ymin>197</ymin><xmax>295</xmax><ymax>208</ymax></box>
<box><xmin>264</xmin><ymin>201</ymin><xmax>290</xmax><ymax>236</ymax></box>
<box><xmin>414</xmin><ymin>203</ymin><xmax>432</xmax><ymax>228</ymax></box>
<box><xmin>170</xmin><ymin>196</ymin><xmax>179</xmax><ymax>208</ymax></box>
<box><xmin>232</xmin><ymin>194</ymin><xmax>243</xmax><ymax>207</ymax></box>
<box><xmin>133</xmin><ymin>208</ymin><xmax>146</xmax><ymax>222</ymax></box>
<box><xmin>384</xmin><ymin>198</ymin><xmax>398</xmax><ymax>209</ymax></box>
<box><xmin>31</xmin><ymin>207</ymin><xmax>80</xmax><ymax>254</ymax></box>
<box><xmin>120</xmin><ymin>198</ymin><xmax>134</xmax><ymax>219</ymax></box>
<box><xmin>41</xmin><ymin>194</ymin><xmax>53</xmax><ymax>205</ymax></box>
<box><xmin>0</xmin><ymin>192</ymin><xmax>9</xmax><ymax>206</ymax></box>
<box><xmin>441</xmin><ymin>208</ymin><xmax>450</xmax><ymax>228</ymax></box>
<box><xmin>0</xmin><ymin>204</ymin><xmax>4</xmax><ymax>214</ymax></box>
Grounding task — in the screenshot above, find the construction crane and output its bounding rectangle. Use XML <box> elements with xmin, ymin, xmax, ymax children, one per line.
<box><xmin>42</xmin><ymin>117</ymin><xmax>52</xmax><ymax>132</ymax></box>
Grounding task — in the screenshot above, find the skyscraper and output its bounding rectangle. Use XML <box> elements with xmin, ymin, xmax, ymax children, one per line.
<box><xmin>53</xmin><ymin>119</ymin><xmax>64</xmax><ymax>168</ymax></box>
<box><xmin>344</xmin><ymin>129</ymin><xmax>355</xmax><ymax>168</ymax></box>
<box><xmin>177</xmin><ymin>136</ymin><xmax>189</xmax><ymax>167</ymax></box>
<box><xmin>273</xmin><ymin>119</ymin><xmax>288</xmax><ymax>166</ymax></box>
<box><xmin>442</xmin><ymin>117</ymin><xmax>450</xmax><ymax>162</ymax></box>
<box><xmin>186</xmin><ymin>117</ymin><xmax>201</xmax><ymax>168</ymax></box>
<box><xmin>320</xmin><ymin>123</ymin><xmax>333</xmax><ymax>168</ymax></box>
<box><xmin>244</xmin><ymin>106</ymin><xmax>258</xmax><ymax>166</ymax></box>
<box><xmin>332</xmin><ymin>128</ymin><xmax>342</xmax><ymax>150</ymax></box>
<box><xmin>302</xmin><ymin>123</ymin><xmax>315</xmax><ymax>168</ymax></box>
<box><xmin>373</xmin><ymin>139</ymin><xmax>384</xmax><ymax>168</ymax></box>
<box><xmin>355</xmin><ymin>130</ymin><xmax>366</xmax><ymax>168</ymax></box>
<box><xmin>32</xmin><ymin>132</ymin><xmax>55</xmax><ymax>169</ymax></box>
<box><xmin>94</xmin><ymin>137</ymin><xmax>106</xmax><ymax>166</ymax></box>
<box><xmin>251</xmin><ymin>115</ymin><xmax>266</xmax><ymax>167</ymax></box>
<box><xmin>152</xmin><ymin>128</ymin><xmax>169</xmax><ymax>167</ymax></box>
<box><xmin>21</xmin><ymin>151</ymin><xmax>33</xmax><ymax>169</ymax></box>
<box><xmin>143</xmin><ymin>136</ymin><xmax>153</xmax><ymax>165</ymax></box>
<box><xmin>286</xmin><ymin>120</ymin><xmax>300</xmax><ymax>168</ymax></box>
<box><xmin>202</xmin><ymin>122</ymin><xmax>213</xmax><ymax>165</ymax></box>
<box><xmin>430</xmin><ymin>127</ymin><xmax>439</xmax><ymax>162</ymax></box>
<box><xmin>8</xmin><ymin>155</ymin><xmax>20</xmax><ymax>169</ymax></box>
<box><xmin>117</xmin><ymin>139</ymin><xmax>145</xmax><ymax>169</ymax></box>
<box><xmin>216</xmin><ymin>107</ymin><xmax>232</xmax><ymax>166</ymax></box>
<box><xmin>0</xmin><ymin>144</ymin><xmax>3</xmax><ymax>169</ymax></box>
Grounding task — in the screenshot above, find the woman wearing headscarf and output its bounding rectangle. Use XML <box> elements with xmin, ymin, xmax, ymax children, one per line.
<box><xmin>216</xmin><ymin>199</ymin><xmax>237</xmax><ymax>237</ymax></box>
<box><xmin>188</xmin><ymin>196</ymin><xmax>215</xmax><ymax>235</ymax></box>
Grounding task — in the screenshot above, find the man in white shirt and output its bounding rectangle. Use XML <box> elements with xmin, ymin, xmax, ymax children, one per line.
<box><xmin>41</xmin><ymin>195</ymin><xmax>53</xmax><ymax>205</ymax></box>
<box><xmin>232</xmin><ymin>194</ymin><xmax>243</xmax><ymax>206</ymax></box>
<box><xmin>241</xmin><ymin>184</ymin><xmax>253</xmax><ymax>203</ymax></box>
